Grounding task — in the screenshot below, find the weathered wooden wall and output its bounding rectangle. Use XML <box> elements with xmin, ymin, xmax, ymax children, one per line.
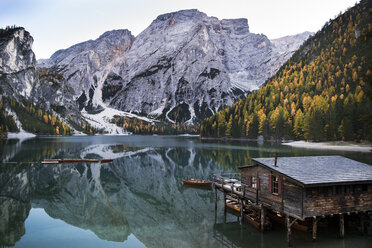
<box><xmin>240</xmin><ymin>165</ymin><xmax>372</xmax><ymax>220</ymax></box>
<box><xmin>241</xmin><ymin>166</ymin><xmax>303</xmax><ymax>218</ymax></box>
<box><xmin>283</xmin><ymin>179</ymin><xmax>303</xmax><ymax>218</ymax></box>
<box><xmin>303</xmin><ymin>184</ymin><xmax>372</xmax><ymax>217</ymax></box>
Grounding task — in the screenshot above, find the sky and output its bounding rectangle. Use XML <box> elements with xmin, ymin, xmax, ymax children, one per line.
<box><xmin>0</xmin><ymin>0</ymin><xmax>358</xmax><ymax>59</ymax></box>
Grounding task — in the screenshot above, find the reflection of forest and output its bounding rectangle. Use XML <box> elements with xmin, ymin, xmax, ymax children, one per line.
<box><xmin>200</xmin><ymin>148</ymin><xmax>252</xmax><ymax>170</ymax></box>
<box><xmin>0</xmin><ymin>144</ymin><xmax>234</xmax><ymax>247</ymax></box>
<box><xmin>0</xmin><ymin>138</ymin><xmax>86</xmax><ymax>163</ymax></box>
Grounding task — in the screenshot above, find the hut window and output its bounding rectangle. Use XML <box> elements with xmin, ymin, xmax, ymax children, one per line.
<box><xmin>306</xmin><ymin>188</ymin><xmax>313</xmax><ymax>197</ymax></box>
<box><xmin>318</xmin><ymin>187</ymin><xmax>329</xmax><ymax>196</ymax></box>
<box><xmin>362</xmin><ymin>185</ymin><xmax>368</xmax><ymax>192</ymax></box>
<box><xmin>252</xmin><ymin>176</ymin><xmax>257</xmax><ymax>189</ymax></box>
<box><xmin>335</xmin><ymin>185</ymin><xmax>346</xmax><ymax>194</ymax></box>
<box><xmin>349</xmin><ymin>185</ymin><xmax>355</xmax><ymax>194</ymax></box>
<box><xmin>272</xmin><ymin>175</ymin><xmax>279</xmax><ymax>194</ymax></box>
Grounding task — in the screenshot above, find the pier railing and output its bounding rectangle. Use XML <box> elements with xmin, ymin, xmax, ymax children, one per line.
<box><xmin>213</xmin><ymin>172</ymin><xmax>241</xmax><ymax>182</ymax></box>
<box><xmin>213</xmin><ymin>172</ymin><xmax>257</xmax><ymax>204</ymax></box>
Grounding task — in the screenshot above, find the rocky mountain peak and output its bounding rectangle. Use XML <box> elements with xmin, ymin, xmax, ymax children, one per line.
<box><xmin>0</xmin><ymin>27</ymin><xmax>36</xmax><ymax>74</ymax></box>
<box><xmin>0</xmin><ymin>27</ymin><xmax>37</xmax><ymax>98</ymax></box>
<box><xmin>220</xmin><ymin>18</ymin><xmax>249</xmax><ymax>34</ymax></box>
<box><xmin>37</xmin><ymin>29</ymin><xmax>134</xmax><ymax>112</ymax></box>
<box><xmin>155</xmin><ymin>9</ymin><xmax>206</xmax><ymax>22</ymax></box>
<box><xmin>31</xmin><ymin>9</ymin><xmax>311</xmax><ymax>128</ymax></box>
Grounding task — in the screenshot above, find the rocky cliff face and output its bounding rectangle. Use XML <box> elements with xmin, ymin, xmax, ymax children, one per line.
<box><xmin>30</xmin><ymin>68</ymin><xmax>80</xmax><ymax>119</ymax></box>
<box><xmin>0</xmin><ymin>27</ymin><xmax>37</xmax><ymax>98</ymax></box>
<box><xmin>39</xmin><ymin>9</ymin><xmax>311</xmax><ymax>124</ymax></box>
<box><xmin>270</xmin><ymin>31</ymin><xmax>313</xmax><ymax>61</ymax></box>
<box><xmin>38</xmin><ymin>29</ymin><xmax>134</xmax><ymax>112</ymax></box>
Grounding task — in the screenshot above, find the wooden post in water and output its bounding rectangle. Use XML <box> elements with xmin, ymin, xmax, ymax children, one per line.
<box><xmin>286</xmin><ymin>215</ymin><xmax>292</xmax><ymax>246</ymax></box>
<box><xmin>223</xmin><ymin>191</ymin><xmax>227</xmax><ymax>223</ymax></box>
<box><xmin>339</xmin><ymin>214</ymin><xmax>345</xmax><ymax>238</ymax></box>
<box><xmin>360</xmin><ymin>212</ymin><xmax>365</xmax><ymax>235</ymax></box>
<box><xmin>260</xmin><ymin>205</ymin><xmax>266</xmax><ymax>232</ymax></box>
<box><xmin>214</xmin><ymin>185</ymin><xmax>217</xmax><ymax>212</ymax></box>
<box><xmin>240</xmin><ymin>199</ymin><xmax>244</xmax><ymax>224</ymax></box>
<box><xmin>312</xmin><ymin>217</ymin><xmax>318</xmax><ymax>240</ymax></box>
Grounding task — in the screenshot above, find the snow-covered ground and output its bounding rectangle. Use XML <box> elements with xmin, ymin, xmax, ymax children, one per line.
<box><xmin>7</xmin><ymin>131</ymin><xmax>36</xmax><ymax>141</ymax></box>
<box><xmin>6</xmin><ymin>108</ymin><xmax>36</xmax><ymax>142</ymax></box>
<box><xmin>81</xmin><ymin>107</ymin><xmax>156</xmax><ymax>135</ymax></box>
<box><xmin>282</xmin><ymin>141</ymin><xmax>372</xmax><ymax>153</ymax></box>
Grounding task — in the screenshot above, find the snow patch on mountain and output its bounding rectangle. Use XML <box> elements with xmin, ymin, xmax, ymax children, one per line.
<box><xmin>81</xmin><ymin>107</ymin><xmax>156</xmax><ymax>135</ymax></box>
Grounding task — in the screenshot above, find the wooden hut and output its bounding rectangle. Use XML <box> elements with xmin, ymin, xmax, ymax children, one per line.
<box><xmin>213</xmin><ymin>155</ymin><xmax>372</xmax><ymax>245</ymax></box>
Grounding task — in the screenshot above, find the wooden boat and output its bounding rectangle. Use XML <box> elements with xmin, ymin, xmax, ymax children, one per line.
<box><xmin>266</xmin><ymin>210</ymin><xmax>309</xmax><ymax>232</ymax></box>
<box><xmin>100</xmin><ymin>158</ymin><xmax>114</xmax><ymax>163</ymax></box>
<box><xmin>183</xmin><ymin>179</ymin><xmax>212</xmax><ymax>187</ymax></box>
<box><xmin>43</xmin><ymin>159</ymin><xmax>62</xmax><ymax>162</ymax></box>
<box><xmin>226</xmin><ymin>198</ymin><xmax>241</xmax><ymax>212</ymax></box>
<box><xmin>41</xmin><ymin>160</ymin><xmax>60</xmax><ymax>164</ymax></box>
<box><xmin>61</xmin><ymin>159</ymin><xmax>99</xmax><ymax>163</ymax></box>
<box><xmin>226</xmin><ymin>199</ymin><xmax>271</xmax><ymax>230</ymax></box>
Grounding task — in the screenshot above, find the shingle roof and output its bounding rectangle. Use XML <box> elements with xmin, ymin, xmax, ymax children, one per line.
<box><xmin>252</xmin><ymin>156</ymin><xmax>372</xmax><ymax>186</ymax></box>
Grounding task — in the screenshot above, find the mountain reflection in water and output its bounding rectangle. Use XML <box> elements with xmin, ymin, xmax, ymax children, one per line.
<box><xmin>0</xmin><ymin>136</ymin><xmax>371</xmax><ymax>248</ymax></box>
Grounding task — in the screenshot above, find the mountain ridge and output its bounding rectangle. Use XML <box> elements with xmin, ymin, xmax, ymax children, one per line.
<box><xmin>38</xmin><ymin>9</ymin><xmax>311</xmax><ymax>126</ymax></box>
<box><xmin>200</xmin><ymin>0</ymin><xmax>372</xmax><ymax>141</ymax></box>
<box><xmin>1</xmin><ymin>9</ymin><xmax>311</xmax><ymax>135</ymax></box>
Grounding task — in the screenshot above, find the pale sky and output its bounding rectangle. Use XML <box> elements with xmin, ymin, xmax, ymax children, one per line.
<box><xmin>0</xmin><ymin>0</ymin><xmax>358</xmax><ymax>59</ymax></box>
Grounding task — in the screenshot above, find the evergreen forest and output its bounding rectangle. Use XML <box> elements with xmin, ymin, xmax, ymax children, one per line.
<box><xmin>201</xmin><ymin>0</ymin><xmax>372</xmax><ymax>141</ymax></box>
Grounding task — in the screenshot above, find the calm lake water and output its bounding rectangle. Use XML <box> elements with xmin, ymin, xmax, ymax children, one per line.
<box><xmin>0</xmin><ymin>135</ymin><xmax>371</xmax><ymax>248</ymax></box>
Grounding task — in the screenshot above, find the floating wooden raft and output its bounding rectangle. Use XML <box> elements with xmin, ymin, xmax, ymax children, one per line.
<box><xmin>42</xmin><ymin>158</ymin><xmax>114</xmax><ymax>164</ymax></box>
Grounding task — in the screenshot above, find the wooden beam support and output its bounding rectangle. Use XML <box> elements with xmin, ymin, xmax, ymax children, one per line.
<box><xmin>312</xmin><ymin>217</ymin><xmax>318</xmax><ymax>240</ymax></box>
<box><xmin>223</xmin><ymin>192</ymin><xmax>227</xmax><ymax>212</ymax></box>
<box><xmin>360</xmin><ymin>212</ymin><xmax>365</xmax><ymax>235</ymax></box>
<box><xmin>260</xmin><ymin>205</ymin><xmax>266</xmax><ymax>232</ymax></box>
<box><xmin>240</xmin><ymin>199</ymin><xmax>244</xmax><ymax>224</ymax></box>
<box><xmin>286</xmin><ymin>215</ymin><xmax>292</xmax><ymax>246</ymax></box>
<box><xmin>339</xmin><ymin>214</ymin><xmax>344</xmax><ymax>238</ymax></box>
<box><xmin>214</xmin><ymin>185</ymin><xmax>217</xmax><ymax>212</ymax></box>
<box><xmin>223</xmin><ymin>192</ymin><xmax>227</xmax><ymax>223</ymax></box>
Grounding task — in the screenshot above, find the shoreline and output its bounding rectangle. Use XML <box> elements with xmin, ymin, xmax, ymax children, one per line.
<box><xmin>4</xmin><ymin>132</ymin><xmax>372</xmax><ymax>153</ymax></box>
<box><xmin>282</xmin><ymin>140</ymin><xmax>372</xmax><ymax>153</ymax></box>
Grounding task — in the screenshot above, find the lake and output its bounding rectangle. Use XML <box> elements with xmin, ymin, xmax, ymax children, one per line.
<box><xmin>0</xmin><ymin>135</ymin><xmax>371</xmax><ymax>248</ymax></box>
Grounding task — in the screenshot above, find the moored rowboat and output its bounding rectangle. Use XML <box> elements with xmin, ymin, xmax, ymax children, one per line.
<box><xmin>100</xmin><ymin>158</ymin><xmax>114</xmax><ymax>163</ymax></box>
<box><xmin>183</xmin><ymin>179</ymin><xmax>212</xmax><ymax>187</ymax></box>
<box><xmin>226</xmin><ymin>198</ymin><xmax>272</xmax><ymax>230</ymax></box>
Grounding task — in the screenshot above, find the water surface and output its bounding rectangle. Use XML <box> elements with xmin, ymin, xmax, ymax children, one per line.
<box><xmin>0</xmin><ymin>136</ymin><xmax>371</xmax><ymax>247</ymax></box>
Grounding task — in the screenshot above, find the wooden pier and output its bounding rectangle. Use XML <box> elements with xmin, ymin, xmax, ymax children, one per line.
<box><xmin>213</xmin><ymin>155</ymin><xmax>372</xmax><ymax>246</ymax></box>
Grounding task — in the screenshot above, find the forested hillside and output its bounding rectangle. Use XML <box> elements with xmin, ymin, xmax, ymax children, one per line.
<box><xmin>201</xmin><ymin>0</ymin><xmax>372</xmax><ymax>141</ymax></box>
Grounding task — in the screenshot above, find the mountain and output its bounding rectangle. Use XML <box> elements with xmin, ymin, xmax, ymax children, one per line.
<box><xmin>200</xmin><ymin>0</ymin><xmax>372</xmax><ymax>141</ymax></box>
<box><xmin>0</xmin><ymin>27</ymin><xmax>90</xmax><ymax>136</ymax></box>
<box><xmin>0</xmin><ymin>27</ymin><xmax>37</xmax><ymax>98</ymax></box>
<box><xmin>38</xmin><ymin>29</ymin><xmax>134</xmax><ymax>112</ymax></box>
<box><xmin>39</xmin><ymin>9</ymin><xmax>310</xmax><ymax>126</ymax></box>
<box><xmin>1</xmin><ymin>10</ymin><xmax>310</xmax><ymax>136</ymax></box>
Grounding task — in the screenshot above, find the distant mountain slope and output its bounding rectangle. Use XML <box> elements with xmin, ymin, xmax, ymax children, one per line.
<box><xmin>38</xmin><ymin>29</ymin><xmax>134</xmax><ymax>112</ymax></box>
<box><xmin>201</xmin><ymin>0</ymin><xmax>372</xmax><ymax>141</ymax></box>
<box><xmin>109</xmin><ymin>10</ymin><xmax>310</xmax><ymax>123</ymax></box>
<box><xmin>39</xmin><ymin>9</ymin><xmax>310</xmax><ymax>125</ymax></box>
<box><xmin>0</xmin><ymin>27</ymin><xmax>91</xmax><ymax>136</ymax></box>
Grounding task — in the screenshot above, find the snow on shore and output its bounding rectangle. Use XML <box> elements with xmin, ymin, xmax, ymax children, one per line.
<box><xmin>282</xmin><ymin>141</ymin><xmax>372</xmax><ymax>153</ymax></box>
<box><xmin>7</xmin><ymin>131</ymin><xmax>36</xmax><ymax>141</ymax></box>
